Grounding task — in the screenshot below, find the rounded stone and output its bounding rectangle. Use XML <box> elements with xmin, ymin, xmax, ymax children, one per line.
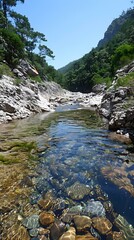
<box><xmin>38</xmin><ymin>198</ymin><xmax>53</xmax><ymax>210</ymax></box>
<box><xmin>59</xmin><ymin>227</ymin><xmax>76</xmax><ymax>240</ymax></box>
<box><xmin>73</xmin><ymin>215</ymin><xmax>92</xmax><ymax>232</ymax></box>
<box><xmin>92</xmin><ymin>217</ymin><xmax>112</xmax><ymax>235</ymax></box>
<box><xmin>22</xmin><ymin>214</ymin><xmax>39</xmax><ymax>229</ymax></box>
<box><xmin>39</xmin><ymin>212</ymin><xmax>55</xmax><ymax>226</ymax></box>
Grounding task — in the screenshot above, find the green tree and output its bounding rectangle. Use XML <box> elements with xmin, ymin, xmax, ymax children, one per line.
<box><xmin>0</xmin><ymin>0</ymin><xmax>24</xmax><ymax>27</ymax></box>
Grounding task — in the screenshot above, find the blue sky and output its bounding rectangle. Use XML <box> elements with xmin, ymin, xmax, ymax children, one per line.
<box><xmin>15</xmin><ymin>0</ymin><xmax>133</xmax><ymax>69</ymax></box>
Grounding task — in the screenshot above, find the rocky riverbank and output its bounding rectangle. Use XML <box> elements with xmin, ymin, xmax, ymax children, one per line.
<box><xmin>0</xmin><ymin>74</ymin><xmax>103</xmax><ymax>124</ymax></box>
<box><xmin>98</xmin><ymin>61</ymin><xmax>134</xmax><ymax>144</ymax></box>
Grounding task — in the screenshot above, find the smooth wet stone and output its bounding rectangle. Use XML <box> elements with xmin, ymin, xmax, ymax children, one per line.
<box><xmin>50</xmin><ymin>219</ymin><xmax>66</xmax><ymax>240</ymax></box>
<box><xmin>69</xmin><ymin>205</ymin><xmax>83</xmax><ymax>214</ymax></box>
<box><xmin>76</xmin><ymin>233</ymin><xmax>98</xmax><ymax>239</ymax></box>
<box><xmin>22</xmin><ymin>214</ymin><xmax>39</xmax><ymax>229</ymax></box>
<box><xmin>38</xmin><ymin>198</ymin><xmax>53</xmax><ymax>210</ymax></box>
<box><xmin>11</xmin><ymin>226</ymin><xmax>30</xmax><ymax>240</ymax></box>
<box><xmin>39</xmin><ymin>212</ymin><xmax>55</xmax><ymax>226</ymax></box>
<box><xmin>66</xmin><ymin>181</ymin><xmax>91</xmax><ymax>200</ymax></box>
<box><xmin>29</xmin><ymin>228</ymin><xmax>38</xmax><ymax>237</ymax></box>
<box><xmin>73</xmin><ymin>215</ymin><xmax>92</xmax><ymax>233</ymax></box>
<box><xmin>59</xmin><ymin>227</ymin><xmax>76</xmax><ymax>240</ymax></box>
<box><xmin>84</xmin><ymin>199</ymin><xmax>106</xmax><ymax>217</ymax></box>
<box><xmin>114</xmin><ymin>214</ymin><xmax>134</xmax><ymax>240</ymax></box>
<box><xmin>106</xmin><ymin>231</ymin><xmax>126</xmax><ymax>240</ymax></box>
<box><xmin>92</xmin><ymin>217</ymin><xmax>112</xmax><ymax>235</ymax></box>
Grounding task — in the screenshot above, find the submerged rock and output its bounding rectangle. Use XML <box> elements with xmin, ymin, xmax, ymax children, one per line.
<box><xmin>73</xmin><ymin>215</ymin><xmax>92</xmax><ymax>233</ymax></box>
<box><xmin>76</xmin><ymin>233</ymin><xmax>98</xmax><ymax>239</ymax></box>
<box><xmin>66</xmin><ymin>181</ymin><xmax>91</xmax><ymax>200</ymax></box>
<box><xmin>106</xmin><ymin>231</ymin><xmax>126</xmax><ymax>240</ymax></box>
<box><xmin>39</xmin><ymin>212</ymin><xmax>55</xmax><ymax>227</ymax></box>
<box><xmin>22</xmin><ymin>214</ymin><xmax>39</xmax><ymax>230</ymax></box>
<box><xmin>50</xmin><ymin>219</ymin><xmax>66</xmax><ymax>240</ymax></box>
<box><xmin>59</xmin><ymin>227</ymin><xmax>76</xmax><ymax>240</ymax></box>
<box><xmin>114</xmin><ymin>214</ymin><xmax>134</xmax><ymax>240</ymax></box>
<box><xmin>84</xmin><ymin>199</ymin><xmax>106</xmax><ymax>217</ymax></box>
<box><xmin>92</xmin><ymin>217</ymin><xmax>112</xmax><ymax>235</ymax></box>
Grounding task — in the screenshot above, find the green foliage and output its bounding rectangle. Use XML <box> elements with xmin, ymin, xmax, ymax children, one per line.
<box><xmin>61</xmin><ymin>8</ymin><xmax>134</xmax><ymax>92</ymax></box>
<box><xmin>0</xmin><ymin>28</ymin><xmax>24</xmax><ymax>66</ymax></box>
<box><xmin>112</xmin><ymin>43</ymin><xmax>134</xmax><ymax>71</ymax></box>
<box><xmin>0</xmin><ymin>63</ymin><xmax>14</xmax><ymax>77</ymax></box>
<box><xmin>116</xmin><ymin>72</ymin><xmax>134</xmax><ymax>88</ymax></box>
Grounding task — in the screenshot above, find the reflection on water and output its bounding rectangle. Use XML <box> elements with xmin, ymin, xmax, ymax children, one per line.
<box><xmin>1</xmin><ymin>108</ymin><xmax>134</xmax><ymax>239</ymax></box>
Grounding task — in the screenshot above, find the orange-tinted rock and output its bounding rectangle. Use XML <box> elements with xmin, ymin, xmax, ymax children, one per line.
<box><xmin>59</xmin><ymin>227</ymin><xmax>76</xmax><ymax>240</ymax></box>
<box><xmin>74</xmin><ymin>215</ymin><xmax>92</xmax><ymax>232</ymax></box>
<box><xmin>92</xmin><ymin>217</ymin><xmax>112</xmax><ymax>235</ymax></box>
<box><xmin>76</xmin><ymin>233</ymin><xmax>98</xmax><ymax>239</ymax></box>
<box><xmin>38</xmin><ymin>198</ymin><xmax>53</xmax><ymax>210</ymax></box>
<box><xmin>39</xmin><ymin>212</ymin><xmax>54</xmax><ymax>226</ymax></box>
<box><xmin>106</xmin><ymin>231</ymin><xmax>125</xmax><ymax>240</ymax></box>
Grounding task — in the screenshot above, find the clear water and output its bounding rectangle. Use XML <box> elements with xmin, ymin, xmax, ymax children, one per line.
<box><xmin>32</xmin><ymin>108</ymin><xmax>134</xmax><ymax>227</ymax></box>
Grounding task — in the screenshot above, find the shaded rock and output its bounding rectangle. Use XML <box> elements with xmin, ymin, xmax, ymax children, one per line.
<box><xmin>50</xmin><ymin>219</ymin><xmax>66</xmax><ymax>240</ymax></box>
<box><xmin>92</xmin><ymin>217</ymin><xmax>112</xmax><ymax>235</ymax></box>
<box><xmin>114</xmin><ymin>214</ymin><xmax>134</xmax><ymax>240</ymax></box>
<box><xmin>59</xmin><ymin>227</ymin><xmax>76</xmax><ymax>240</ymax></box>
<box><xmin>22</xmin><ymin>214</ymin><xmax>39</xmax><ymax>229</ymax></box>
<box><xmin>66</xmin><ymin>181</ymin><xmax>91</xmax><ymax>200</ymax></box>
<box><xmin>52</xmin><ymin>198</ymin><xmax>69</xmax><ymax>214</ymax></box>
<box><xmin>38</xmin><ymin>198</ymin><xmax>53</xmax><ymax>210</ymax></box>
<box><xmin>39</xmin><ymin>212</ymin><xmax>54</xmax><ymax>227</ymax></box>
<box><xmin>73</xmin><ymin>215</ymin><xmax>92</xmax><ymax>233</ymax></box>
<box><xmin>106</xmin><ymin>231</ymin><xmax>125</xmax><ymax>240</ymax></box>
<box><xmin>92</xmin><ymin>84</ymin><xmax>106</xmax><ymax>93</ymax></box>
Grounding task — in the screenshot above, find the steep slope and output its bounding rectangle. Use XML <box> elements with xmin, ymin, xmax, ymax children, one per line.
<box><xmin>61</xmin><ymin>8</ymin><xmax>134</xmax><ymax>93</ymax></box>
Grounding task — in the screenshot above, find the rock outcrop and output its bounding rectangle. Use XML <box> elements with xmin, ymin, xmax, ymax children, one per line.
<box><xmin>99</xmin><ymin>60</ymin><xmax>134</xmax><ymax>142</ymax></box>
<box><xmin>0</xmin><ymin>74</ymin><xmax>103</xmax><ymax>123</ymax></box>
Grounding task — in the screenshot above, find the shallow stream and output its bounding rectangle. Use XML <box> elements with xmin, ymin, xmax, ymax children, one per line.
<box><xmin>0</xmin><ymin>107</ymin><xmax>134</xmax><ymax>239</ymax></box>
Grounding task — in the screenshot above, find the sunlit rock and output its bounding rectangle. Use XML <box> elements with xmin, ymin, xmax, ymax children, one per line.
<box><xmin>59</xmin><ymin>227</ymin><xmax>76</xmax><ymax>240</ymax></box>
<box><xmin>66</xmin><ymin>181</ymin><xmax>91</xmax><ymax>200</ymax></box>
<box><xmin>92</xmin><ymin>217</ymin><xmax>112</xmax><ymax>235</ymax></box>
<box><xmin>73</xmin><ymin>215</ymin><xmax>92</xmax><ymax>233</ymax></box>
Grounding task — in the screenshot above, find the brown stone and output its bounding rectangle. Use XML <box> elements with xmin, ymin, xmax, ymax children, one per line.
<box><xmin>59</xmin><ymin>227</ymin><xmax>76</xmax><ymax>240</ymax></box>
<box><xmin>106</xmin><ymin>231</ymin><xmax>125</xmax><ymax>240</ymax></box>
<box><xmin>38</xmin><ymin>198</ymin><xmax>53</xmax><ymax>210</ymax></box>
<box><xmin>39</xmin><ymin>212</ymin><xmax>54</xmax><ymax>226</ymax></box>
<box><xmin>74</xmin><ymin>215</ymin><xmax>92</xmax><ymax>232</ymax></box>
<box><xmin>76</xmin><ymin>233</ymin><xmax>98</xmax><ymax>239</ymax></box>
<box><xmin>92</xmin><ymin>217</ymin><xmax>112</xmax><ymax>235</ymax></box>
<box><xmin>8</xmin><ymin>226</ymin><xmax>30</xmax><ymax>240</ymax></box>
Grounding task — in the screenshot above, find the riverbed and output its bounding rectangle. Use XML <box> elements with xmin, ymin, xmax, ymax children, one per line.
<box><xmin>0</xmin><ymin>108</ymin><xmax>134</xmax><ymax>239</ymax></box>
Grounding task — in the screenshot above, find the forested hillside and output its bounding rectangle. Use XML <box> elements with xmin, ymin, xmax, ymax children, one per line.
<box><xmin>0</xmin><ymin>0</ymin><xmax>63</xmax><ymax>83</ymax></box>
<box><xmin>60</xmin><ymin>8</ymin><xmax>134</xmax><ymax>92</ymax></box>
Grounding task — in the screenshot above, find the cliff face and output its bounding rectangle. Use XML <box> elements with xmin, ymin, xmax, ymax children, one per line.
<box><xmin>0</xmin><ymin>75</ymin><xmax>66</xmax><ymax>123</ymax></box>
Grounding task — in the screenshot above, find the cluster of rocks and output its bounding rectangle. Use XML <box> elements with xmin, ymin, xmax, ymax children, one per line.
<box><xmin>98</xmin><ymin>61</ymin><xmax>134</xmax><ymax>143</ymax></box>
<box><xmin>0</xmin><ymin>73</ymin><xmax>103</xmax><ymax>124</ymax></box>
<box><xmin>7</xmin><ymin>190</ymin><xmax>134</xmax><ymax>240</ymax></box>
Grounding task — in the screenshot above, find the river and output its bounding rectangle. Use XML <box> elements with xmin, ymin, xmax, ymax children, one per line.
<box><xmin>0</xmin><ymin>107</ymin><xmax>134</xmax><ymax>239</ymax></box>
